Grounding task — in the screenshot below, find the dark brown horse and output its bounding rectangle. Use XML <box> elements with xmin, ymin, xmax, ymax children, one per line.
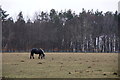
<box><xmin>30</xmin><ymin>48</ymin><xmax>45</xmax><ymax>59</ymax></box>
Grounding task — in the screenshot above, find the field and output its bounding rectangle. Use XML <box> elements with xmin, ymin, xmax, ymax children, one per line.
<box><xmin>2</xmin><ymin>53</ymin><xmax>118</xmax><ymax>78</ymax></box>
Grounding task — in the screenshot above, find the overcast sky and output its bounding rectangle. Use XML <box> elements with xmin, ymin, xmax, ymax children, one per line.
<box><xmin>0</xmin><ymin>0</ymin><xmax>119</xmax><ymax>20</ymax></box>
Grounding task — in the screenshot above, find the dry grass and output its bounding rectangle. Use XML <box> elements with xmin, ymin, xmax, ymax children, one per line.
<box><xmin>2</xmin><ymin>52</ymin><xmax>118</xmax><ymax>78</ymax></box>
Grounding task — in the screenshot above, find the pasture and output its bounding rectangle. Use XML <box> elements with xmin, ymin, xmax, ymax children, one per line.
<box><xmin>2</xmin><ymin>53</ymin><xmax>118</xmax><ymax>78</ymax></box>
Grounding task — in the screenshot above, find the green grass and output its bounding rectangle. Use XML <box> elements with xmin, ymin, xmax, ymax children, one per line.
<box><xmin>2</xmin><ymin>53</ymin><xmax>118</xmax><ymax>78</ymax></box>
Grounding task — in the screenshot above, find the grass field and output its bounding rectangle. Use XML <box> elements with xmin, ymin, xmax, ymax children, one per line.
<box><xmin>2</xmin><ymin>52</ymin><xmax>118</xmax><ymax>78</ymax></box>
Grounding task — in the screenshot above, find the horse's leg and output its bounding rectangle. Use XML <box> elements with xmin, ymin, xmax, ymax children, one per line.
<box><xmin>30</xmin><ymin>52</ymin><xmax>34</xmax><ymax>59</ymax></box>
<box><xmin>41</xmin><ymin>53</ymin><xmax>45</xmax><ymax>59</ymax></box>
<box><xmin>30</xmin><ymin>55</ymin><xmax>31</xmax><ymax>59</ymax></box>
<box><xmin>32</xmin><ymin>53</ymin><xmax>34</xmax><ymax>59</ymax></box>
<box><xmin>30</xmin><ymin>53</ymin><xmax>32</xmax><ymax>59</ymax></box>
<box><xmin>43</xmin><ymin>54</ymin><xmax>45</xmax><ymax>59</ymax></box>
<box><xmin>41</xmin><ymin>54</ymin><xmax>43</xmax><ymax>59</ymax></box>
<box><xmin>38</xmin><ymin>54</ymin><xmax>40</xmax><ymax>59</ymax></box>
<box><xmin>41</xmin><ymin>56</ymin><xmax>42</xmax><ymax>59</ymax></box>
<box><xmin>33</xmin><ymin>54</ymin><xmax>34</xmax><ymax>59</ymax></box>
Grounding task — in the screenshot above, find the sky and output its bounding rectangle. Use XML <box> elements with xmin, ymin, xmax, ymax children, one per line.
<box><xmin>0</xmin><ymin>0</ymin><xmax>119</xmax><ymax>21</ymax></box>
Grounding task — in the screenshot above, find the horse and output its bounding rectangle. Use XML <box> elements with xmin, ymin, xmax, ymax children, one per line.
<box><xmin>30</xmin><ymin>48</ymin><xmax>45</xmax><ymax>59</ymax></box>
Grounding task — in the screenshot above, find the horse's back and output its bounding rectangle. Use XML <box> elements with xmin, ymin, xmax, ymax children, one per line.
<box><xmin>31</xmin><ymin>48</ymin><xmax>37</xmax><ymax>53</ymax></box>
<box><xmin>31</xmin><ymin>48</ymin><xmax>45</xmax><ymax>55</ymax></box>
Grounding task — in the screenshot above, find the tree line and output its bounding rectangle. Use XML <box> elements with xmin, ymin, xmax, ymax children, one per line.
<box><xmin>1</xmin><ymin>7</ymin><xmax>120</xmax><ymax>52</ymax></box>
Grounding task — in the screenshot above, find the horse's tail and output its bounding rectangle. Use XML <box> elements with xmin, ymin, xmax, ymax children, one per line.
<box><xmin>30</xmin><ymin>49</ymin><xmax>35</xmax><ymax>59</ymax></box>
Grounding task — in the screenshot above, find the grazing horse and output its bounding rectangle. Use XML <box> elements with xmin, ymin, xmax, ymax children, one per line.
<box><xmin>30</xmin><ymin>48</ymin><xmax>45</xmax><ymax>59</ymax></box>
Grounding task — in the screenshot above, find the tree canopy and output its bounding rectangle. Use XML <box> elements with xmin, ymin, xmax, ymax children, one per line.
<box><xmin>2</xmin><ymin>7</ymin><xmax>119</xmax><ymax>53</ymax></box>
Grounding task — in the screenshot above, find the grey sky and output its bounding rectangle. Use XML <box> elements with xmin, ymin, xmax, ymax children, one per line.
<box><xmin>0</xmin><ymin>0</ymin><xmax>119</xmax><ymax>20</ymax></box>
